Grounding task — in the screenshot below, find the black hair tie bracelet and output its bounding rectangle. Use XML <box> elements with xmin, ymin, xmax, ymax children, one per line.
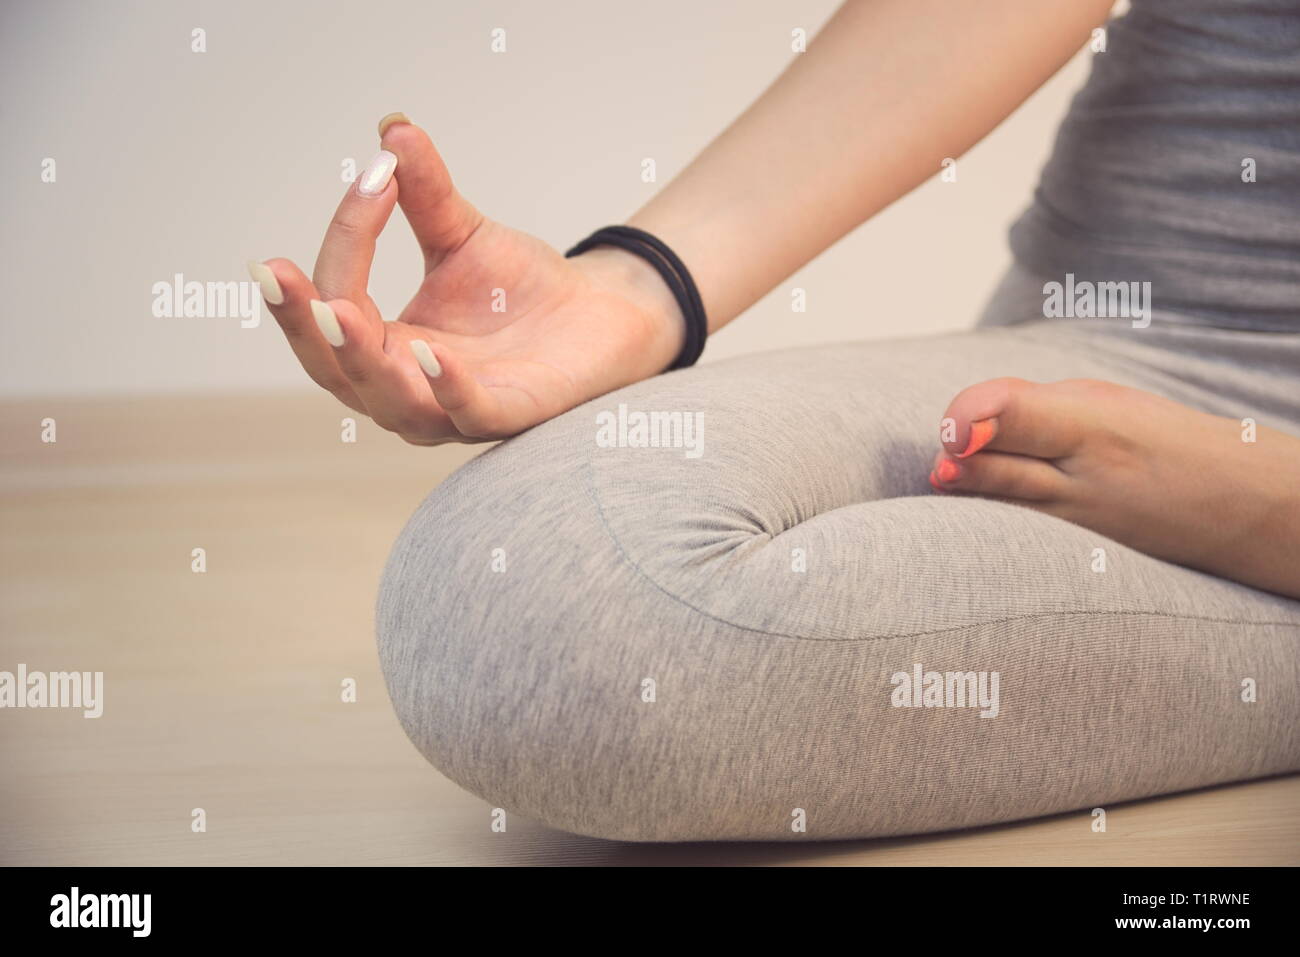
<box><xmin>565</xmin><ymin>225</ymin><xmax>708</xmax><ymax>371</ymax></box>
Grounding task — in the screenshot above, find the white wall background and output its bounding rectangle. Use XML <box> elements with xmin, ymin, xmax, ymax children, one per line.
<box><xmin>0</xmin><ymin>0</ymin><xmax>1095</xmax><ymax>397</ymax></box>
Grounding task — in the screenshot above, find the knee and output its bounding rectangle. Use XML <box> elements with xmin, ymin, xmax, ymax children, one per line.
<box><xmin>375</xmin><ymin>413</ymin><xmax>707</xmax><ymax>841</ymax></box>
<box><xmin>373</xmin><ymin>361</ymin><xmax>926</xmax><ymax>842</ymax></box>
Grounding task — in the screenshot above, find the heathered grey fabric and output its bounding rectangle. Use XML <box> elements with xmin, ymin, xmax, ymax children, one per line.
<box><xmin>375</xmin><ymin>0</ymin><xmax>1300</xmax><ymax>841</ymax></box>
<box><xmin>376</xmin><ymin>295</ymin><xmax>1300</xmax><ymax>842</ymax></box>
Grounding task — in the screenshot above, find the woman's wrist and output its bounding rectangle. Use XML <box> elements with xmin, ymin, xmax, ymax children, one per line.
<box><xmin>569</xmin><ymin>245</ymin><xmax>687</xmax><ymax>375</ymax></box>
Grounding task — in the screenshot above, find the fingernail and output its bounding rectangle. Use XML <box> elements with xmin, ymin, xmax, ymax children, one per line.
<box><xmin>246</xmin><ymin>261</ymin><xmax>284</xmax><ymax>305</ymax></box>
<box><xmin>958</xmin><ymin>418</ymin><xmax>997</xmax><ymax>458</ymax></box>
<box><xmin>935</xmin><ymin>458</ymin><xmax>961</xmax><ymax>483</ymax></box>
<box><xmin>410</xmin><ymin>340</ymin><xmax>442</xmax><ymax>378</ymax></box>
<box><xmin>928</xmin><ymin>470</ymin><xmax>945</xmax><ymax>493</ymax></box>
<box><xmin>378</xmin><ymin>112</ymin><xmax>410</xmax><ymax>138</ymax></box>
<box><xmin>357</xmin><ymin>149</ymin><xmax>398</xmax><ymax>196</ymax></box>
<box><xmin>311</xmin><ymin>300</ymin><xmax>345</xmax><ymax>347</ymax></box>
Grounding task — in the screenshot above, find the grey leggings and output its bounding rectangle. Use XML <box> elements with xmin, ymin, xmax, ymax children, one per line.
<box><xmin>376</xmin><ymin>266</ymin><xmax>1300</xmax><ymax>842</ymax></box>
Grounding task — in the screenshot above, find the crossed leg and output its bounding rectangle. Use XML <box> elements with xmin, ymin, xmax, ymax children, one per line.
<box><xmin>377</xmin><ymin>324</ymin><xmax>1300</xmax><ymax>841</ymax></box>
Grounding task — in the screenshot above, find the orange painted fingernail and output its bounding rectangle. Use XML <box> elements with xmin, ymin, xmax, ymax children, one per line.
<box><xmin>928</xmin><ymin>469</ymin><xmax>945</xmax><ymax>492</ymax></box>
<box><xmin>935</xmin><ymin>458</ymin><xmax>961</xmax><ymax>483</ymax></box>
<box><xmin>958</xmin><ymin>418</ymin><xmax>997</xmax><ymax>458</ymax></box>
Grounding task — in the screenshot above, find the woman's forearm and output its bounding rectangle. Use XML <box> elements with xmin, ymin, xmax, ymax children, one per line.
<box><xmin>624</xmin><ymin>0</ymin><xmax>1114</xmax><ymax>333</ymax></box>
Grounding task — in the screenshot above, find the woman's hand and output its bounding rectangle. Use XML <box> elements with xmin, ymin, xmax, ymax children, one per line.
<box><xmin>253</xmin><ymin>118</ymin><xmax>683</xmax><ymax>444</ymax></box>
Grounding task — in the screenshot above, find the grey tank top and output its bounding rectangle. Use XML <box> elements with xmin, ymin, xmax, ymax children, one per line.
<box><xmin>1008</xmin><ymin>0</ymin><xmax>1300</xmax><ymax>332</ymax></box>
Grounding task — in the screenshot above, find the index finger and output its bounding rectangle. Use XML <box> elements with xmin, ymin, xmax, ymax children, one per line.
<box><xmin>312</xmin><ymin>149</ymin><xmax>400</xmax><ymax>303</ymax></box>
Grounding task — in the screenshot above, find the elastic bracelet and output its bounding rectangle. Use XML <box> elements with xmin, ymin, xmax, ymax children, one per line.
<box><xmin>564</xmin><ymin>225</ymin><xmax>708</xmax><ymax>371</ymax></box>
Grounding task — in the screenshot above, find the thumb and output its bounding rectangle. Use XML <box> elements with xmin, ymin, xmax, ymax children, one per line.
<box><xmin>378</xmin><ymin>114</ymin><xmax>484</xmax><ymax>266</ymax></box>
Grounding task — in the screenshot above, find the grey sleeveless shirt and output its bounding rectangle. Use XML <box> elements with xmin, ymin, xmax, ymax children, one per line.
<box><xmin>1007</xmin><ymin>0</ymin><xmax>1300</xmax><ymax>331</ymax></box>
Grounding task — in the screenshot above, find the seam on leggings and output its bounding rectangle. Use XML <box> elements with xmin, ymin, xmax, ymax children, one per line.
<box><xmin>583</xmin><ymin>461</ymin><xmax>1300</xmax><ymax>643</ymax></box>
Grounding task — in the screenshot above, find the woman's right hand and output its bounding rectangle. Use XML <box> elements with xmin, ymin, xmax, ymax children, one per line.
<box><xmin>253</xmin><ymin>118</ymin><xmax>684</xmax><ymax>445</ymax></box>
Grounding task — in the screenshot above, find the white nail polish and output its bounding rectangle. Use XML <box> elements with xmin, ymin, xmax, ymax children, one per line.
<box><xmin>311</xmin><ymin>300</ymin><xmax>345</xmax><ymax>347</ymax></box>
<box><xmin>357</xmin><ymin>149</ymin><xmax>397</xmax><ymax>196</ymax></box>
<box><xmin>246</xmin><ymin>261</ymin><xmax>284</xmax><ymax>305</ymax></box>
<box><xmin>410</xmin><ymin>340</ymin><xmax>442</xmax><ymax>378</ymax></box>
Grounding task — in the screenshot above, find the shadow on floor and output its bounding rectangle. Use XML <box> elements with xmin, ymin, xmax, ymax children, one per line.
<box><xmin>536</xmin><ymin>774</ymin><xmax>1297</xmax><ymax>866</ymax></box>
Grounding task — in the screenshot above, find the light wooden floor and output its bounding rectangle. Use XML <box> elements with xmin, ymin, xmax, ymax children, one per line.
<box><xmin>2</xmin><ymin>392</ymin><xmax>1297</xmax><ymax>866</ymax></box>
